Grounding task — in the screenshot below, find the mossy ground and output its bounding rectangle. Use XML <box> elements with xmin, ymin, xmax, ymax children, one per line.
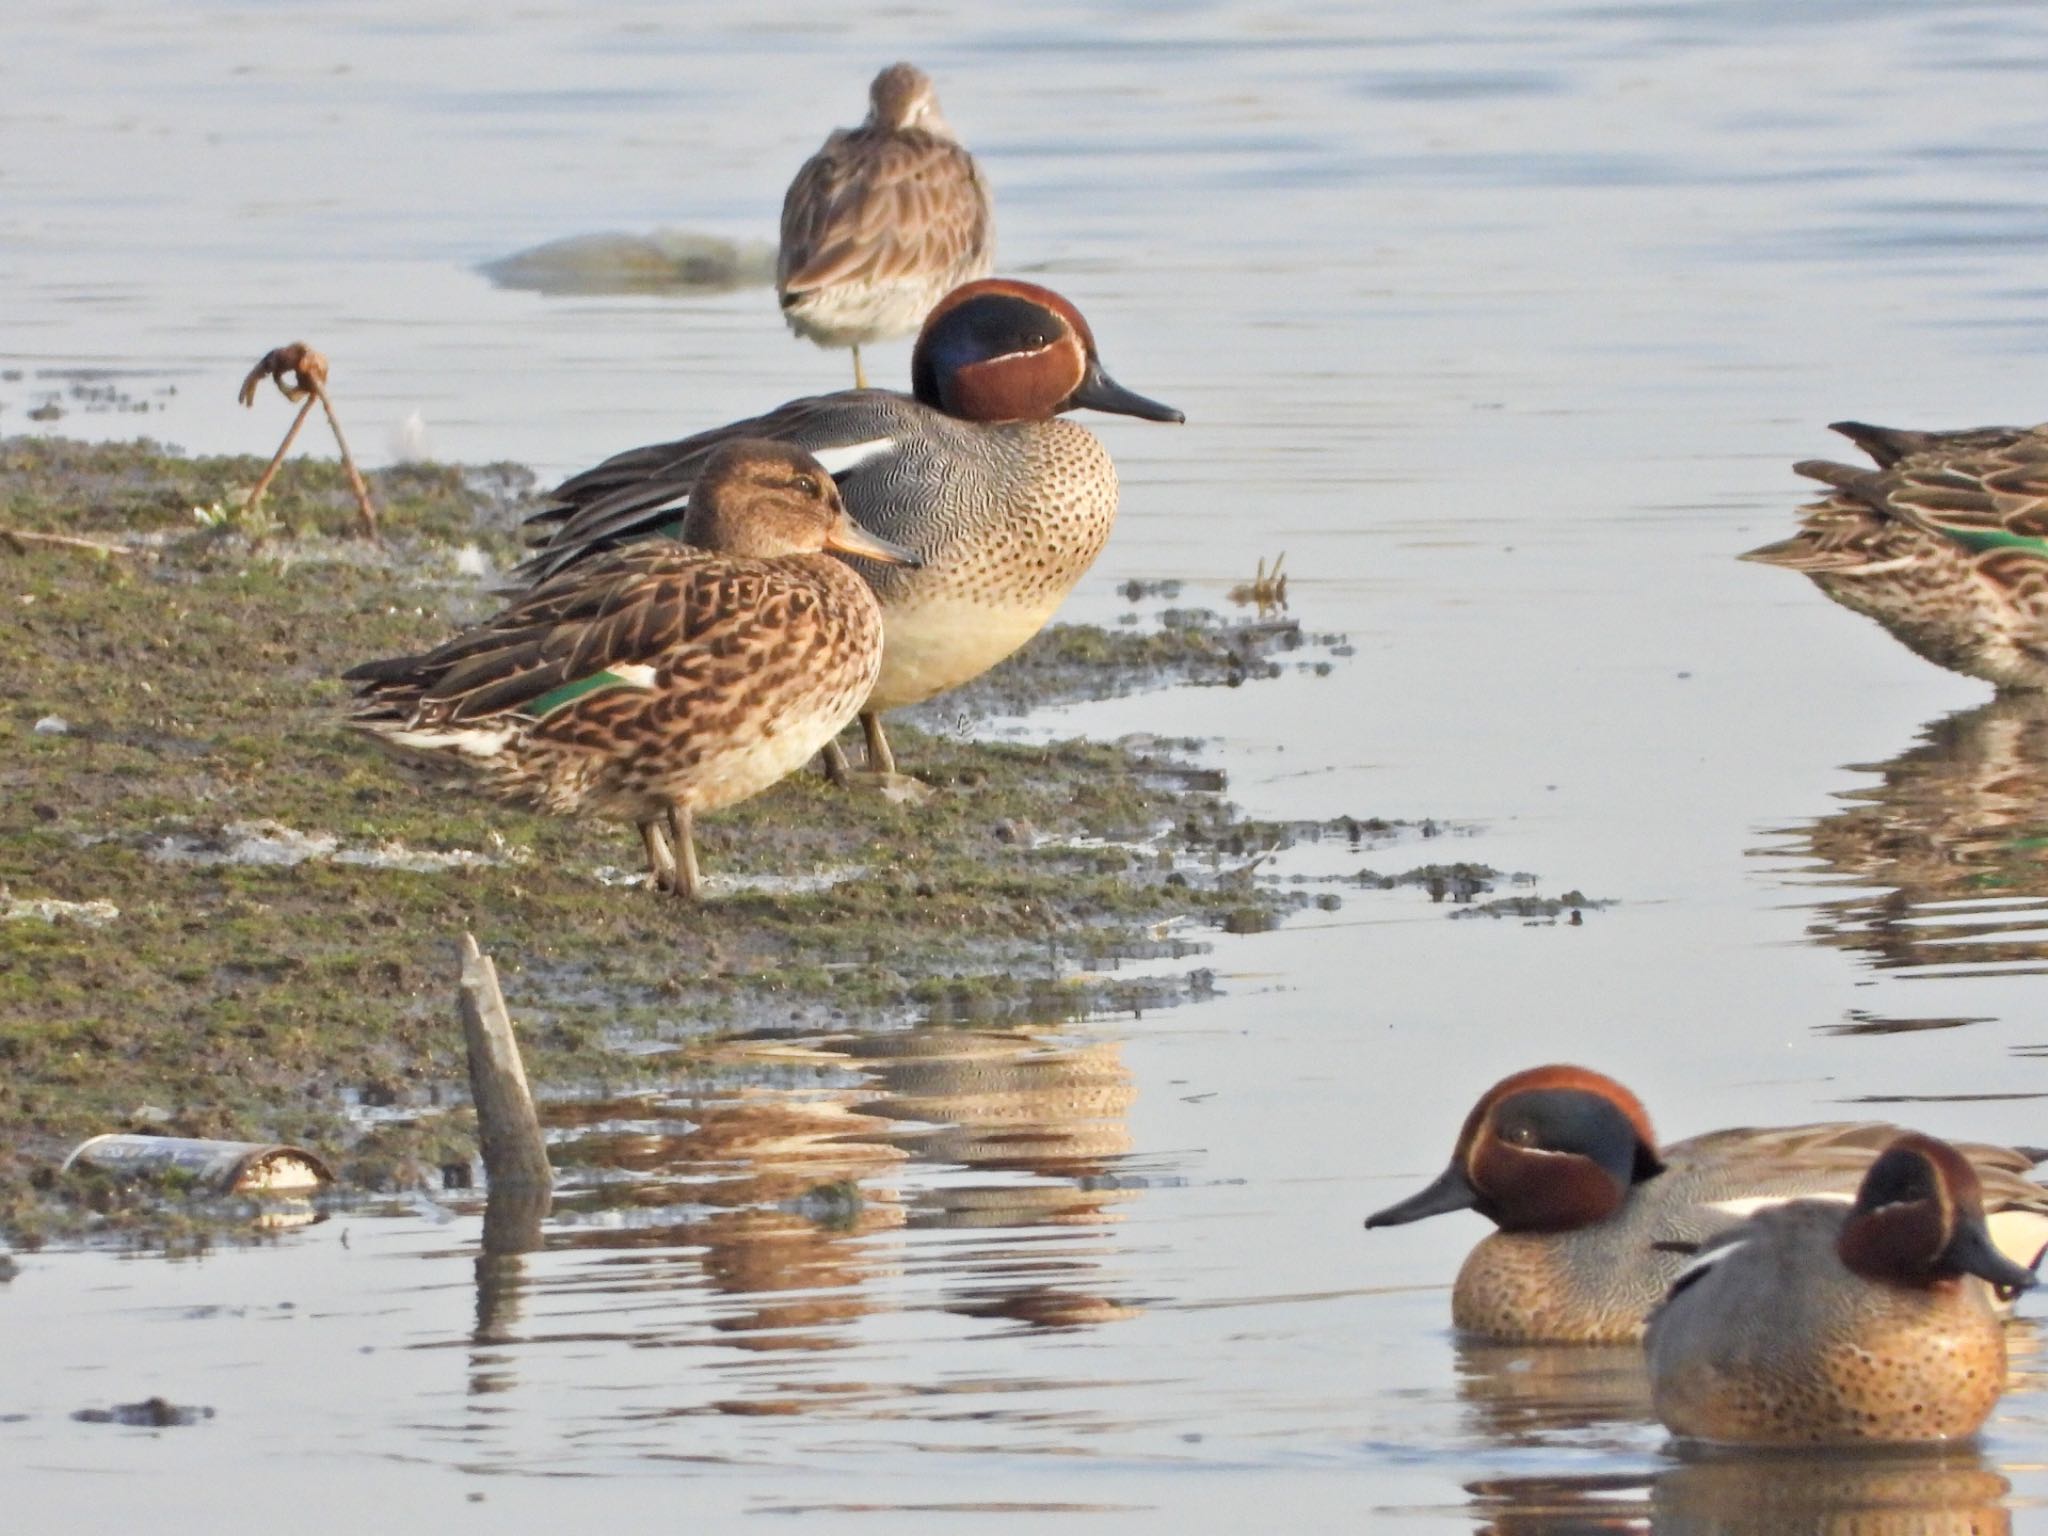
<box><xmin>0</xmin><ymin>437</ymin><xmax>1352</xmax><ymax>1239</ymax></box>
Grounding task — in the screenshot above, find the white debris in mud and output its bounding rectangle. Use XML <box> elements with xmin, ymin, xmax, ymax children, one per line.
<box><xmin>451</xmin><ymin>543</ymin><xmax>491</xmax><ymax>578</ymax></box>
<box><xmin>149</xmin><ymin>819</ymin><xmax>530</xmax><ymax>872</ymax></box>
<box><xmin>4</xmin><ymin>894</ymin><xmax>120</xmax><ymax>926</ymax></box>
<box><xmin>32</xmin><ymin>715</ymin><xmax>69</xmax><ymax>735</ymax></box>
<box><xmin>152</xmin><ymin>820</ymin><xmax>338</xmax><ymax>866</ymax></box>
<box><xmin>591</xmin><ymin>865</ymin><xmax>865</xmax><ymax>895</ymax></box>
<box><xmin>334</xmin><ymin>841</ymin><xmax>517</xmax><ymax>874</ymax></box>
<box><xmin>390</xmin><ymin>409</ymin><xmax>430</xmax><ymax>464</ymax></box>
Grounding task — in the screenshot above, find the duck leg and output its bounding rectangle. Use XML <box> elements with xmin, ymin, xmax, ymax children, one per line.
<box><xmin>851</xmin><ymin>345</ymin><xmax>868</xmax><ymax>391</ymax></box>
<box><xmin>665</xmin><ymin>804</ymin><xmax>703</xmax><ymax>900</ymax></box>
<box><xmin>638</xmin><ymin>817</ymin><xmax>680</xmax><ymax>894</ymax></box>
<box><xmin>860</xmin><ymin>711</ymin><xmax>896</xmax><ymax>776</ymax></box>
<box><xmin>818</xmin><ymin>718</ymin><xmax>929</xmax><ymax>801</ymax></box>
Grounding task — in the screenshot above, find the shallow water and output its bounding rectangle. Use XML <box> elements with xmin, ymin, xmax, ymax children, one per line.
<box><xmin>10</xmin><ymin>0</ymin><xmax>2048</xmax><ymax>1527</ymax></box>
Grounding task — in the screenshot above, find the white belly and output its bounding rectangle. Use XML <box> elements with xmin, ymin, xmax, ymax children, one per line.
<box><xmin>868</xmin><ymin>595</ymin><xmax>1061</xmax><ymax>713</ymax></box>
<box><xmin>680</xmin><ymin>713</ymin><xmax>848</xmax><ymax>813</ymax></box>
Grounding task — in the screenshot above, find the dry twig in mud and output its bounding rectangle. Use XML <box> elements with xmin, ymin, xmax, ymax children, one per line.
<box><xmin>1228</xmin><ymin>553</ymin><xmax>1288</xmax><ymax>616</ymax></box>
<box><xmin>237</xmin><ymin>341</ymin><xmax>380</xmax><ymax>540</ymax></box>
<box><xmin>0</xmin><ymin>527</ymin><xmax>140</xmax><ymax>558</ymax></box>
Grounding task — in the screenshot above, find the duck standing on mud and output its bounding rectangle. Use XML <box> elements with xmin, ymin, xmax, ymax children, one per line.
<box><xmin>344</xmin><ymin>440</ymin><xmax>918</xmax><ymax>898</ymax></box>
<box><xmin>777</xmin><ymin>62</ymin><xmax>995</xmax><ymax>389</ymax></box>
<box><xmin>519</xmin><ymin>278</ymin><xmax>1183</xmax><ymax>782</ymax></box>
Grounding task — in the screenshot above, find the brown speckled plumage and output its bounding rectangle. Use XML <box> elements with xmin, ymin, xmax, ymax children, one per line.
<box><xmin>1745</xmin><ymin>420</ymin><xmax>2048</xmax><ymax>690</ymax></box>
<box><xmin>359</xmin><ymin>548</ymin><xmax>881</xmax><ymax>822</ymax></box>
<box><xmin>778</xmin><ymin>63</ymin><xmax>994</xmax><ymax>385</ymax></box>
<box><xmin>346</xmin><ymin>441</ymin><xmax>915</xmax><ymax>896</ymax></box>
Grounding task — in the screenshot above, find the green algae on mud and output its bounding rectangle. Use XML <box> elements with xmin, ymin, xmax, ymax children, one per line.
<box><xmin>0</xmin><ymin>437</ymin><xmax>1362</xmax><ymax>1239</ymax></box>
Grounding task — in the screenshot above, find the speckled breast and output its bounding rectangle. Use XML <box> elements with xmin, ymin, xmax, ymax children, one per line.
<box><xmin>1451</xmin><ymin>1228</ymin><xmax>1679</xmax><ymax>1345</ymax></box>
<box><xmin>839</xmin><ymin>416</ymin><xmax>1121</xmax><ymax>713</ymax></box>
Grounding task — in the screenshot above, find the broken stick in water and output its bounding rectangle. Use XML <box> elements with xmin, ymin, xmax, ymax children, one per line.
<box><xmin>457</xmin><ymin>933</ymin><xmax>553</xmax><ymax>1199</ymax></box>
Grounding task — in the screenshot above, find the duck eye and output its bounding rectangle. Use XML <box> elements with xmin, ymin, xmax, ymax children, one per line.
<box><xmin>1505</xmin><ymin>1125</ymin><xmax>1536</xmax><ymax>1147</ymax></box>
<box><xmin>795</xmin><ymin>475</ymin><xmax>821</xmax><ymax>498</ymax></box>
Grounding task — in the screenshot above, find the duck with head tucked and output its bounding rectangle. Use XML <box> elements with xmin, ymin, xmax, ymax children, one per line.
<box><xmin>778</xmin><ymin>62</ymin><xmax>995</xmax><ymax>389</ymax></box>
<box><xmin>1363</xmin><ymin>1065</ymin><xmax>2048</xmax><ymax>1344</ymax></box>
<box><xmin>519</xmin><ymin>278</ymin><xmax>1183</xmax><ymax>780</ymax></box>
<box><xmin>1647</xmin><ymin>1132</ymin><xmax>2037</xmax><ymax>1445</ymax></box>
<box><xmin>1744</xmin><ymin>419</ymin><xmax>2048</xmax><ymax>692</ymax></box>
<box><xmin>345</xmin><ymin>440</ymin><xmax>918</xmax><ymax>898</ymax></box>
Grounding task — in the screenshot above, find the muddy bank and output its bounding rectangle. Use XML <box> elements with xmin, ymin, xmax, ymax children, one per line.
<box><xmin>0</xmin><ymin>438</ymin><xmax>1421</xmax><ymax>1239</ymax></box>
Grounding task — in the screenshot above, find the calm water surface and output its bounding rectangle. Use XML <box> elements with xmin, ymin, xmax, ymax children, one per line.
<box><xmin>9</xmin><ymin>0</ymin><xmax>2048</xmax><ymax>1528</ymax></box>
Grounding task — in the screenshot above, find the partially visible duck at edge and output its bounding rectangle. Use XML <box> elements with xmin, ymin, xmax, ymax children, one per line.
<box><xmin>346</xmin><ymin>440</ymin><xmax>918</xmax><ymax>898</ymax></box>
<box><xmin>519</xmin><ymin>277</ymin><xmax>1183</xmax><ymax>780</ymax></box>
<box><xmin>778</xmin><ymin>61</ymin><xmax>995</xmax><ymax>389</ymax></box>
<box><xmin>1647</xmin><ymin>1132</ymin><xmax>2037</xmax><ymax>1446</ymax></box>
<box><xmin>1363</xmin><ymin>1064</ymin><xmax>2048</xmax><ymax>1344</ymax></box>
<box><xmin>1743</xmin><ymin>418</ymin><xmax>2048</xmax><ymax>692</ymax></box>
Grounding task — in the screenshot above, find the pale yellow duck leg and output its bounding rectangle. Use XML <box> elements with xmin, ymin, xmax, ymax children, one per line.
<box><xmin>860</xmin><ymin>711</ymin><xmax>895</xmax><ymax>776</ymax></box>
<box><xmin>851</xmin><ymin>345</ymin><xmax>868</xmax><ymax>391</ymax></box>
<box><xmin>638</xmin><ymin>818</ymin><xmax>679</xmax><ymax>894</ymax></box>
<box><xmin>819</xmin><ymin>719</ymin><xmax>927</xmax><ymax>800</ymax></box>
<box><xmin>665</xmin><ymin>804</ymin><xmax>703</xmax><ymax>900</ymax></box>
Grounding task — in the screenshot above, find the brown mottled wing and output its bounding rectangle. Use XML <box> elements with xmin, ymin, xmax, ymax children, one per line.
<box><xmin>778</xmin><ymin>127</ymin><xmax>991</xmax><ymax>295</ymax></box>
<box><xmin>1829</xmin><ymin>419</ymin><xmax>2032</xmax><ymax>471</ymax></box>
<box><xmin>348</xmin><ymin>544</ymin><xmax>792</xmax><ymax>722</ymax></box>
<box><xmin>1744</xmin><ymin>460</ymin><xmax>1906</xmax><ymax>571</ymax></box>
<box><xmin>1809</xmin><ymin>424</ymin><xmax>2048</xmax><ymax>542</ymax></box>
<box><xmin>1671</xmin><ymin>1121</ymin><xmax>2047</xmax><ymax>1191</ymax></box>
<box><xmin>1873</xmin><ymin>461</ymin><xmax>2009</xmax><ymax>539</ymax></box>
<box><xmin>1982</xmin><ymin>432</ymin><xmax>2048</xmax><ymax>539</ymax></box>
<box><xmin>512</xmin><ymin>390</ymin><xmax>921</xmax><ymax>585</ymax></box>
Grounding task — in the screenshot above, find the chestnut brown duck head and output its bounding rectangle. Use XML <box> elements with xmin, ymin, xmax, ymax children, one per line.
<box><xmin>910</xmin><ymin>278</ymin><xmax>1185</xmax><ymax>426</ymax></box>
<box><xmin>1835</xmin><ymin>1132</ymin><xmax>2038</xmax><ymax>1293</ymax></box>
<box><xmin>1365</xmin><ymin>1064</ymin><xmax>1665</xmax><ymax>1234</ymax></box>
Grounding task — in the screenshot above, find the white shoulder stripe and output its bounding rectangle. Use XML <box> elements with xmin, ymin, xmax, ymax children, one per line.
<box><xmin>1671</xmin><ymin>1239</ymin><xmax>1745</xmax><ymax>1290</ymax></box>
<box><xmin>1706</xmin><ymin>1190</ymin><xmax>1854</xmax><ymax>1220</ymax></box>
<box><xmin>809</xmin><ymin>438</ymin><xmax>898</xmax><ymax>477</ymax></box>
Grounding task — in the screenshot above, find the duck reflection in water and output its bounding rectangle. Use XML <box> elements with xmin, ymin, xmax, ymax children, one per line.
<box><xmin>549</xmin><ymin>1090</ymin><xmax>908</xmax><ymax>1351</ymax></box>
<box><xmin>1770</xmin><ymin>695</ymin><xmax>2048</xmax><ymax>990</ymax></box>
<box><xmin>526</xmin><ymin>1023</ymin><xmax>1141</xmax><ymax>1394</ymax></box>
<box><xmin>1452</xmin><ymin>1338</ymin><xmax>1652</xmax><ymax>1445</ymax></box>
<box><xmin>843</xmin><ymin>1028</ymin><xmax>1144</xmax><ymax>1330</ymax></box>
<box><xmin>1465</xmin><ymin>1452</ymin><xmax>2012</xmax><ymax>1536</ymax></box>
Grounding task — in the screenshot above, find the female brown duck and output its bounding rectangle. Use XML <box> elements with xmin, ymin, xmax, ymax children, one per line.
<box><xmin>345</xmin><ymin>440</ymin><xmax>917</xmax><ymax>897</ymax></box>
